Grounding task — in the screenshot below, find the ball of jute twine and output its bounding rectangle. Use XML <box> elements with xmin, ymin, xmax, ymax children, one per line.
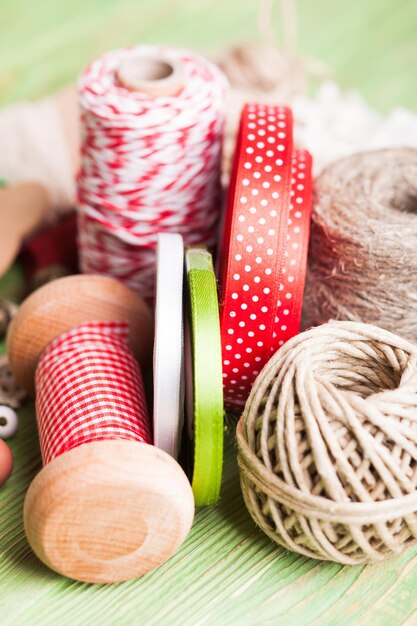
<box><xmin>302</xmin><ymin>148</ymin><xmax>417</xmax><ymax>341</ymax></box>
<box><xmin>237</xmin><ymin>321</ymin><xmax>417</xmax><ymax>564</ymax></box>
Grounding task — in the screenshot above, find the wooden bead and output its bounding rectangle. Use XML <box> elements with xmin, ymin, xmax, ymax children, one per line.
<box><xmin>0</xmin><ymin>439</ymin><xmax>13</xmax><ymax>485</ymax></box>
<box><xmin>24</xmin><ymin>440</ymin><xmax>194</xmax><ymax>583</ymax></box>
<box><xmin>7</xmin><ymin>274</ymin><xmax>153</xmax><ymax>393</ymax></box>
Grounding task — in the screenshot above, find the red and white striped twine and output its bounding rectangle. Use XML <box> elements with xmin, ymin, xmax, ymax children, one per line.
<box><xmin>77</xmin><ymin>46</ymin><xmax>228</xmax><ymax>299</ymax></box>
<box><xmin>35</xmin><ymin>321</ymin><xmax>150</xmax><ymax>465</ymax></box>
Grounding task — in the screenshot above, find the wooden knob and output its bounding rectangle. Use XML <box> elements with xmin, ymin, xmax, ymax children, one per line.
<box><xmin>7</xmin><ymin>274</ymin><xmax>153</xmax><ymax>393</ymax></box>
<box><xmin>24</xmin><ymin>440</ymin><xmax>194</xmax><ymax>583</ymax></box>
<box><xmin>117</xmin><ymin>53</ymin><xmax>184</xmax><ymax>97</ymax></box>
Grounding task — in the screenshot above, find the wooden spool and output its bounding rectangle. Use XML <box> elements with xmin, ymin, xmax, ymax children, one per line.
<box><xmin>7</xmin><ymin>274</ymin><xmax>195</xmax><ymax>583</ymax></box>
<box><xmin>117</xmin><ymin>52</ymin><xmax>184</xmax><ymax>97</ymax></box>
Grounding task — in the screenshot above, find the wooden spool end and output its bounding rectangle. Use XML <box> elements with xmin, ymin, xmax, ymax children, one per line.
<box><xmin>6</xmin><ymin>274</ymin><xmax>153</xmax><ymax>393</ymax></box>
<box><xmin>24</xmin><ymin>440</ymin><xmax>195</xmax><ymax>583</ymax></box>
<box><xmin>117</xmin><ymin>52</ymin><xmax>184</xmax><ymax>97</ymax></box>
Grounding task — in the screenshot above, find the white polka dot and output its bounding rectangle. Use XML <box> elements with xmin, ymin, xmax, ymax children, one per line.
<box><xmin>250</xmin><ymin>314</ymin><xmax>257</xmax><ymax>320</ymax></box>
<box><xmin>273</xmin><ymin>175</ymin><xmax>281</xmax><ymax>182</ymax></box>
<box><xmin>266</xmin><ymin>150</ymin><xmax>274</xmax><ymax>157</ymax></box>
<box><xmin>235</xmin><ymin>254</ymin><xmax>242</xmax><ymax>261</ymax></box>
<box><xmin>244</xmin><ymin>264</ymin><xmax>251</xmax><ymax>272</ymax></box>
<box><xmin>259</xmin><ymin>324</ymin><xmax>266</xmax><ymax>330</ymax></box>
<box><xmin>286</xmin><ymin>293</ymin><xmax>292</xmax><ymax>299</ymax></box>
<box><xmin>237</xmin><ymin>338</ymin><xmax>243</xmax><ymax>344</ymax></box>
<box><xmin>225</xmin><ymin>345</ymin><xmax>232</xmax><ymax>351</ymax></box>
<box><xmin>254</xmin><ymin>276</ymin><xmax>261</xmax><ymax>283</ymax></box>
<box><xmin>247</xmin><ymin>226</ymin><xmax>254</xmax><ymax>233</ymax></box>
<box><xmin>257</xmin><ymin>341</ymin><xmax>263</xmax><ymax>347</ymax></box>
<box><xmin>248</xmin><ymin>133</ymin><xmax>255</xmax><ymax>141</ymax></box>
<box><xmin>261</xmin><ymin>306</ymin><xmax>268</xmax><ymax>313</ymax></box>
<box><xmin>270</xmin><ymin>210</ymin><xmax>277</xmax><ymax>217</ymax></box>
<box><xmin>233</xmin><ymin>273</ymin><xmax>240</xmax><ymax>280</ymax></box>
<box><xmin>236</xmin><ymin>234</ymin><xmax>243</xmax><ymax>242</ymax></box>
<box><xmin>243</xmin><ymin>284</ymin><xmax>249</xmax><ymax>291</ymax></box>
<box><xmin>238</xmin><ymin>215</ymin><xmax>245</xmax><ymax>222</ymax></box>
<box><xmin>252</xmin><ymin>295</ymin><xmax>259</xmax><ymax>302</ymax></box>
<box><xmin>240</xmin><ymin>196</ymin><xmax>247</xmax><ymax>204</ymax></box>
<box><xmin>248</xmin><ymin>331</ymin><xmax>255</xmax><ymax>338</ymax></box>
<box><xmin>260</xmin><ymin>199</ymin><xmax>268</xmax><ymax>207</ymax></box>
<box><xmin>229</xmin><ymin>311</ymin><xmax>236</xmax><ymax>317</ymax></box>
<box><xmin>295</xmin><ymin>211</ymin><xmax>302</xmax><ymax>218</ymax></box>
<box><xmin>256</xmin><ymin>142</ymin><xmax>265</xmax><ymax>150</ymax></box>
<box><xmin>246</xmin><ymin>347</ymin><xmax>252</xmax><ymax>353</ymax></box>
<box><xmin>272</xmin><ymin>192</ymin><xmax>279</xmax><ymax>199</ymax></box>
<box><xmin>258</xmin><ymin>128</ymin><xmax>266</xmax><ymax>136</ymax></box>
<box><xmin>251</xmin><ymin>189</ymin><xmax>259</xmax><ymax>196</ymax></box>
<box><xmin>275</xmin><ymin>159</ymin><xmax>284</xmax><ymax>166</ymax></box>
<box><xmin>235</xmin><ymin>354</ymin><xmax>241</xmax><ymax>359</ymax></box>
<box><xmin>246</xmin><ymin>147</ymin><xmax>254</xmax><ymax>154</ymax></box>
<box><xmin>265</xmin><ymin>268</ymin><xmax>272</xmax><ymax>275</ymax></box>
<box><xmin>249</xmin><ymin>206</ymin><xmax>256</xmax><ymax>214</ymax></box>
<box><xmin>277</xmin><ymin>144</ymin><xmax>285</xmax><ymax>152</ymax></box>
<box><xmin>244</xmin><ymin>162</ymin><xmax>252</xmax><ymax>169</ymax></box>
<box><xmin>263</xmin><ymin>287</ymin><xmax>270</xmax><ymax>294</ymax></box>
<box><xmin>228</xmin><ymin>328</ymin><xmax>234</xmax><ymax>334</ymax></box>
<box><xmin>262</xmin><ymin>181</ymin><xmax>270</xmax><ymax>189</ymax></box>
<box><xmin>266</xmin><ymin>248</ymin><xmax>273</xmax><ymax>255</ymax></box>
<box><xmin>241</xmin><ymin>303</ymin><xmax>248</xmax><ymax>310</ymax></box>
<box><xmin>267</xmin><ymin>137</ymin><xmax>275</xmax><ymax>144</ymax></box>
<box><xmin>268</xmin><ymin>229</ymin><xmax>275</xmax><ymax>236</ymax></box>
<box><xmin>256</xmin><ymin>256</ymin><xmax>262</xmax><ymax>264</ymax></box>
<box><xmin>283</xmin><ymin>309</ymin><xmax>289</xmax><ymax>315</ymax></box>
<box><xmin>242</xmin><ymin>178</ymin><xmax>250</xmax><ymax>186</ymax></box>
<box><xmin>264</xmin><ymin>164</ymin><xmax>272</xmax><ymax>172</ymax></box>
<box><xmin>281</xmin><ymin>325</ymin><xmax>287</xmax><ymax>331</ymax></box>
<box><xmin>246</xmin><ymin>245</ymin><xmax>253</xmax><ymax>252</ymax></box>
<box><xmin>257</xmin><ymin>237</ymin><xmax>264</xmax><ymax>244</ymax></box>
<box><xmin>278</xmin><ymin>132</ymin><xmax>286</xmax><ymax>139</ymax></box>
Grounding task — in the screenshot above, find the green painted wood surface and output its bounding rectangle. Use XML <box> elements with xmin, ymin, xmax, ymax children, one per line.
<box><xmin>0</xmin><ymin>1</ymin><xmax>416</xmax><ymax>624</ymax></box>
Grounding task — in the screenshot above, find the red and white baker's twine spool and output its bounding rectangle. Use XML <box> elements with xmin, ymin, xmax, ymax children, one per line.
<box><xmin>36</xmin><ymin>321</ymin><xmax>150</xmax><ymax>465</ymax></box>
<box><xmin>219</xmin><ymin>104</ymin><xmax>312</xmax><ymax>411</ymax></box>
<box><xmin>77</xmin><ymin>46</ymin><xmax>228</xmax><ymax>299</ymax></box>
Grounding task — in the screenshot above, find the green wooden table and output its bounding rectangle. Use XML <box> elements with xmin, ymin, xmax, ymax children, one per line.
<box><xmin>0</xmin><ymin>1</ymin><xmax>416</xmax><ymax>624</ymax></box>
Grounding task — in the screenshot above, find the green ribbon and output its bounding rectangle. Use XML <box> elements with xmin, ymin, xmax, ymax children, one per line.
<box><xmin>185</xmin><ymin>247</ymin><xmax>224</xmax><ymax>506</ymax></box>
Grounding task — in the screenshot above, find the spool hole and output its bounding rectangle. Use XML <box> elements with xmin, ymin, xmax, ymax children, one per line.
<box><xmin>401</xmin><ymin>194</ymin><xmax>417</xmax><ymax>214</ymax></box>
<box><xmin>0</xmin><ymin>417</ymin><xmax>7</xmax><ymax>426</ymax></box>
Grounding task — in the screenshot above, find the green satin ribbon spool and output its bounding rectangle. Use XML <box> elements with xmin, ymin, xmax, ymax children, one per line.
<box><xmin>185</xmin><ymin>247</ymin><xmax>224</xmax><ymax>506</ymax></box>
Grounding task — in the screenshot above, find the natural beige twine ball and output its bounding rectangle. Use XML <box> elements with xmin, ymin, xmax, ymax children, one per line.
<box><xmin>302</xmin><ymin>148</ymin><xmax>417</xmax><ymax>342</ymax></box>
<box><xmin>237</xmin><ymin>321</ymin><xmax>417</xmax><ymax>564</ymax></box>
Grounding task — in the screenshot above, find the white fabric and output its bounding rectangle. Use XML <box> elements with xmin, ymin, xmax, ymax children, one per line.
<box><xmin>0</xmin><ymin>97</ymin><xmax>76</xmax><ymax>219</ymax></box>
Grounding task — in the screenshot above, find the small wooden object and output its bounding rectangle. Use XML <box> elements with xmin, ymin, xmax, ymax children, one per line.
<box><xmin>7</xmin><ymin>274</ymin><xmax>194</xmax><ymax>583</ymax></box>
<box><xmin>117</xmin><ymin>53</ymin><xmax>184</xmax><ymax>96</ymax></box>
<box><xmin>0</xmin><ymin>182</ymin><xmax>49</xmax><ymax>277</ymax></box>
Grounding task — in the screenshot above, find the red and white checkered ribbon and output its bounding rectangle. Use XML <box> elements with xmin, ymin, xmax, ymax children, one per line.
<box><xmin>36</xmin><ymin>321</ymin><xmax>150</xmax><ymax>465</ymax></box>
<box><xmin>77</xmin><ymin>46</ymin><xmax>228</xmax><ymax>299</ymax></box>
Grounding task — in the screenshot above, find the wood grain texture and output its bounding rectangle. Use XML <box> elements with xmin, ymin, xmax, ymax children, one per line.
<box><xmin>0</xmin><ymin>0</ymin><xmax>416</xmax><ymax>623</ymax></box>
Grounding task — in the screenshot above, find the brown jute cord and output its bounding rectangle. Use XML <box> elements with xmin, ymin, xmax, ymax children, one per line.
<box><xmin>302</xmin><ymin>148</ymin><xmax>417</xmax><ymax>340</ymax></box>
<box><xmin>237</xmin><ymin>320</ymin><xmax>417</xmax><ymax>564</ymax></box>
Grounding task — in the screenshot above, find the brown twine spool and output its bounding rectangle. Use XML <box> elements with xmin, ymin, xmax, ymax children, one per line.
<box><xmin>302</xmin><ymin>148</ymin><xmax>417</xmax><ymax>340</ymax></box>
<box><xmin>237</xmin><ymin>321</ymin><xmax>417</xmax><ymax>564</ymax></box>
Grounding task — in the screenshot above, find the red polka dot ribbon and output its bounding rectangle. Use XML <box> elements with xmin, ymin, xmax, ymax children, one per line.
<box><xmin>218</xmin><ymin>104</ymin><xmax>312</xmax><ymax>412</ymax></box>
<box><xmin>36</xmin><ymin>321</ymin><xmax>150</xmax><ymax>465</ymax></box>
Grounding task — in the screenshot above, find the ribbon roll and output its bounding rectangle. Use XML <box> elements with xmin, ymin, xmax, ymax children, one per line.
<box><xmin>218</xmin><ymin>104</ymin><xmax>312</xmax><ymax>412</ymax></box>
<box><xmin>185</xmin><ymin>247</ymin><xmax>223</xmax><ymax>505</ymax></box>
<box><xmin>153</xmin><ymin>233</ymin><xmax>184</xmax><ymax>458</ymax></box>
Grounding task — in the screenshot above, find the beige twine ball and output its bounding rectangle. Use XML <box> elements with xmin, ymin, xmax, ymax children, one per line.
<box><xmin>302</xmin><ymin>148</ymin><xmax>417</xmax><ymax>342</ymax></box>
<box><xmin>237</xmin><ymin>321</ymin><xmax>417</xmax><ymax>564</ymax></box>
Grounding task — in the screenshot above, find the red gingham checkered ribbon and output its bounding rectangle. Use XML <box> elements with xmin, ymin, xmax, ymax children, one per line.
<box><xmin>218</xmin><ymin>104</ymin><xmax>313</xmax><ymax>412</ymax></box>
<box><xmin>77</xmin><ymin>46</ymin><xmax>228</xmax><ymax>299</ymax></box>
<box><xmin>36</xmin><ymin>321</ymin><xmax>150</xmax><ymax>465</ymax></box>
